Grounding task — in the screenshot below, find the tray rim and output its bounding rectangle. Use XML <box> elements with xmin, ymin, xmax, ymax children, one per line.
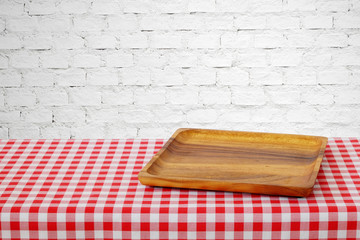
<box><xmin>138</xmin><ymin>128</ymin><xmax>328</xmax><ymax>197</ymax></box>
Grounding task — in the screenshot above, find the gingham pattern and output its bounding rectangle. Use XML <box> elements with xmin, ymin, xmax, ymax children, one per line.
<box><xmin>0</xmin><ymin>138</ymin><xmax>359</xmax><ymax>240</ymax></box>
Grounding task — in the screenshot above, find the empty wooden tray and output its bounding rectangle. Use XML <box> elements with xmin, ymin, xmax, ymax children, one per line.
<box><xmin>138</xmin><ymin>128</ymin><xmax>328</xmax><ymax>197</ymax></box>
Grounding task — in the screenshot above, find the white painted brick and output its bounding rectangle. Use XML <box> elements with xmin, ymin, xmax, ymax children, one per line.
<box><xmin>41</xmin><ymin>53</ymin><xmax>69</xmax><ymax>69</ymax></box>
<box><xmin>188</xmin><ymin>0</ymin><xmax>215</xmax><ymax>12</ymax></box>
<box><xmin>0</xmin><ymin>127</ymin><xmax>8</xmax><ymax>138</ymax></box>
<box><xmin>172</xmin><ymin>15</ymin><xmax>203</xmax><ymax>30</ymax></box>
<box><xmin>316</xmin><ymin>33</ymin><xmax>348</xmax><ymax>47</ymax></box>
<box><xmin>232</xmin><ymin>87</ymin><xmax>267</xmax><ymax>105</ymax></box>
<box><xmin>318</xmin><ymin>109</ymin><xmax>356</xmax><ymax>124</ymax></box>
<box><xmin>218</xmin><ymin>110</ymin><xmax>251</xmax><ymax>123</ymax></box>
<box><xmin>102</xmin><ymin>88</ymin><xmax>133</xmax><ymax>105</ymax></box>
<box><xmin>90</xmin><ymin>0</ymin><xmax>122</xmax><ymax>14</ymax></box>
<box><xmin>303</xmin><ymin>51</ymin><xmax>331</xmax><ymax>66</ymax></box>
<box><xmin>217</xmin><ymin>68</ymin><xmax>249</xmax><ymax>86</ymax></box>
<box><xmin>71</xmin><ymin>124</ymin><xmax>105</xmax><ymax>139</ymax></box>
<box><xmin>0</xmin><ymin>70</ymin><xmax>21</xmax><ymax>87</ymax></box>
<box><xmin>167</xmin><ymin>52</ymin><xmax>197</xmax><ymax>68</ymax></box>
<box><xmin>166</xmin><ymin>87</ymin><xmax>198</xmax><ymax>105</ymax></box>
<box><xmin>350</xmin><ymin>71</ymin><xmax>360</xmax><ymax>85</ymax></box>
<box><xmin>23</xmin><ymin>70</ymin><xmax>54</xmax><ymax>86</ymax></box>
<box><xmin>284</xmin><ymin>68</ymin><xmax>317</xmax><ymax>85</ymax></box>
<box><xmin>252</xmin><ymin>0</ymin><xmax>283</xmax><ymax>13</ymax></box>
<box><xmin>254</xmin><ymin>32</ymin><xmax>285</xmax><ymax>48</ymax></box>
<box><xmin>151</xmin><ymin>68</ymin><xmax>183</xmax><ymax>86</ymax></box>
<box><xmin>73</xmin><ymin>54</ymin><xmax>101</xmax><ymax>68</ymax></box>
<box><xmin>216</xmin><ymin>0</ymin><xmax>249</xmax><ymax>12</ymax></box>
<box><xmin>136</xmin><ymin>52</ymin><xmax>167</xmax><ymax>68</ymax></box>
<box><xmin>349</xmin><ymin>34</ymin><xmax>360</xmax><ymax>46</ymax></box>
<box><xmin>23</xmin><ymin>109</ymin><xmax>52</xmax><ymax>123</ymax></box>
<box><xmin>56</xmin><ymin>69</ymin><xmax>86</xmax><ymax>86</ymax></box>
<box><xmin>41</xmin><ymin>126</ymin><xmax>71</xmax><ymax>139</ymax></box>
<box><xmin>267</xmin><ymin>87</ymin><xmax>301</xmax><ymax>104</ymax></box>
<box><xmin>301</xmin><ymin>87</ymin><xmax>334</xmax><ymax>105</ymax></box>
<box><xmin>332</xmin><ymin>49</ymin><xmax>360</xmax><ymax>66</ymax></box>
<box><xmin>106</xmin><ymin>52</ymin><xmax>133</xmax><ymax>67</ymax></box>
<box><xmin>120</xmin><ymin>34</ymin><xmax>148</xmax><ymax>48</ymax></box>
<box><xmin>53</xmin><ymin>107</ymin><xmax>85</xmax><ymax>123</ymax></box>
<box><xmin>120</xmin><ymin>108</ymin><xmax>154</xmax><ymax>123</ymax></box>
<box><xmin>87</xmin><ymin>69</ymin><xmax>118</xmax><ymax>86</ymax></box>
<box><xmin>334</xmin><ymin>89</ymin><xmax>360</xmax><ymax>104</ymax></box>
<box><xmin>318</xmin><ymin>70</ymin><xmax>349</xmax><ymax>85</ymax></box>
<box><xmin>352</xmin><ymin>0</ymin><xmax>360</xmax><ymax>11</ymax></box>
<box><xmin>0</xmin><ymin>1</ymin><xmax>24</xmax><ymax>16</ymax></box>
<box><xmin>221</xmin><ymin>32</ymin><xmax>252</xmax><ymax>48</ymax></box>
<box><xmin>139</xmin><ymin>15</ymin><xmax>171</xmax><ymax>30</ymax></box>
<box><xmin>23</xmin><ymin>35</ymin><xmax>52</xmax><ymax>50</ymax></box>
<box><xmin>10</xmin><ymin>126</ymin><xmax>40</xmax><ymax>139</ymax></box>
<box><xmin>10</xmin><ymin>52</ymin><xmax>39</xmax><ymax>68</ymax></box>
<box><xmin>69</xmin><ymin>87</ymin><xmax>102</xmax><ymax>106</ymax></box>
<box><xmin>53</xmin><ymin>35</ymin><xmax>84</xmax><ymax>49</ymax></box>
<box><xmin>199</xmin><ymin>87</ymin><xmax>231</xmax><ymax>105</ymax></box>
<box><xmin>183</xmin><ymin>68</ymin><xmax>216</xmax><ymax>85</ymax></box>
<box><xmin>238</xmin><ymin>53</ymin><xmax>267</xmax><ymax>67</ymax></box>
<box><xmin>121</xmin><ymin>68</ymin><xmax>151</xmax><ymax>85</ymax></box>
<box><xmin>0</xmin><ymin>19</ymin><xmax>4</xmax><ymax>32</ymax></box>
<box><xmin>0</xmin><ymin>35</ymin><xmax>21</xmax><ymax>49</ymax></box>
<box><xmin>335</xmin><ymin>15</ymin><xmax>360</xmax><ymax>28</ymax></box>
<box><xmin>252</xmin><ymin>108</ymin><xmax>286</xmax><ymax>123</ymax></box>
<box><xmin>153</xmin><ymin>107</ymin><xmax>185</xmax><ymax>123</ymax></box>
<box><xmin>73</xmin><ymin>16</ymin><xmax>106</xmax><ymax>32</ymax></box>
<box><xmin>59</xmin><ymin>0</ymin><xmax>89</xmax><ymax>14</ymax></box>
<box><xmin>270</xmin><ymin>49</ymin><xmax>302</xmax><ymax>67</ymax></box>
<box><xmin>38</xmin><ymin>16</ymin><xmax>71</xmax><ymax>32</ymax></box>
<box><xmin>155</xmin><ymin>0</ymin><xmax>187</xmax><ymax>13</ymax></box>
<box><xmin>86</xmin><ymin>35</ymin><xmax>117</xmax><ymax>49</ymax></box>
<box><xmin>123</xmin><ymin>0</ymin><xmax>151</xmax><ymax>13</ymax></box>
<box><xmin>201</xmin><ymin>54</ymin><xmax>232</xmax><ymax>68</ymax></box>
<box><xmin>108</xmin><ymin>15</ymin><xmax>138</xmax><ymax>31</ymax></box>
<box><xmin>87</xmin><ymin>108</ymin><xmax>119</xmax><ymax>123</ymax></box>
<box><xmin>0</xmin><ymin>111</ymin><xmax>20</xmax><ymax>123</ymax></box>
<box><xmin>202</xmin><ymin>15</ymin><xmax>234</xmax><ymax>30</ymax></box>
<box><xmin>0</xmin><ymin>55</ymin><xmax>8</xmax><ymax>69</ymax></box>
<box><xmin>286</xmin><ymin>107</ymin><xmax>317</xmax><ymax>122</ymax></box>
<box><xmin>250</xmin><ymin>69</ymin><xmax>283</xmax><ymax>85</ymax></box>
<box><xmin>36</xmin><ymin>89</ymin><xmax>68</xmax><ymax>106</ymax></box>
<box><xmin>187</xmin><ymin>109</ymin><xmax>217</xmax><ymax>123</ymax></box>
<box><xmin>287</xmin><ymin>0</ymin><xmax>316</xmax><ymax>11</ymax></box>
<box><xmin>28</xmin><ymin>1</ymin><xmax>56</xmax><ymax>15</ymax></box>
<box><xmin>138</xmin><ymin>128</ymin><xmax>168</xmax><ymax>138</ymax></box>
<box><xmin>316</xmin><ymin>1</ymin><xmax>349</xmax><ymax>12</ymax></box>
<box><xmin>188</xmin><ymin>34</ymin><xmax>219</xmax><ymax>49</ymax></box>
<box><xmin>286</xmin><ymin>32</ymin><xmax>315</xmax><ymax>48</ymax></box>
<box><xmin>104</xmin><ymin>126</ymin><xmax>137</xmax><ymax>138</ymax></box>
<box><xmin>0</xmin><ymin>90</ymin><xmax>4</xmax><ymax>106</ymax></box>
<box><xmin>6</xmin><ymin>88</ymin><xmax>36</xmax><ymax>107</ymax></box>
<box><xmin>134</xmin><ymin>88</ymin><xmax>166</xmax><ymax>105</ymax></box>
<box><xmin>302</xmin><ymin>16</ymin><xmax>333</xmax><ymax>29</ymax></box>
<box><xmin>150</xmin><ymin>34</ymin><xmax>182</xmax><ymax>49</ymax></box>
<box><xmin>235</xmin><ymin>16</ymin><xmax>266</xmax><ymax>29</ymax></box>
<box><xmin>267</xmin><ymin>16</ymin><xmax>300</xmax><ymax>29</ymax></box>
<box><xmin>7</xmin><ymin>17</ymin><xmax>37</xmax><ymax>32</ymax></box>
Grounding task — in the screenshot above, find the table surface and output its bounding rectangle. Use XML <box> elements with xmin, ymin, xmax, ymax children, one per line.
<box><xmin>0</xmin><ymin>138</ymin><xmax>359</xmax><ymax>240</ymax></box>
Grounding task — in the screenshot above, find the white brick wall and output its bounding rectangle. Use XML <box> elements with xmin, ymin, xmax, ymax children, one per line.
<box><xmin>0</xmin><ymin>0</ymin><xmax>359</xmax><ymax>139</ymax></box>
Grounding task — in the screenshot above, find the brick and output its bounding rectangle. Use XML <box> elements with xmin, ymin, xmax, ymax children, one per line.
<box><xmin>252</xmin><ymin>108</ymin><xmax>286</xmax><ymax>123</ymax></box>
<box><xmin>6</xmin><ymin>88</ymin><xmax>36</xmax><ymax>107</ymax></box>
<box><xmin>0</xmin><ymin>70</ymin><xmax>21</xmax><ymax>87</ymax></box>
<box><xmin>166</xmin><ymin>87</ymin><xmax>199</xmax><ymax>104</ymax></box>
<box><xmin>73</xmin><ymin>16</ymin><xmax>106</xmax><ymax>32</ymax></box>
<box><xmin>301</xmin><ymin>87</ymin><xmax>334</xmax><ymax>105</ymax></box>
<box><xmin>202</xmin><ymin>15</ymin><xmax>234</xmax><ymax>30</ymax></box>
<box><xmin>318</xmin><ymin>109</ymin><xmax>356</xmax><ymax>124</ymax></box>
<box><xmin>10</xmin><ymin>52</ymin><xmax>39</xmax><ymax>69</ymax></box>
<box><xmin>36</xmin><ymin>89</ymin><xmax>68</xmax><ymax>106</ymax></box>
<box><xmin>172</xmin><ymin>15</ymin><xmax>203</xmax><ymax>30</ymax></box>
<box><xmin>153</xmin><ymin>107</ymin><xmax>185</xmax><ymax>123</ymax></box>
<box><xmin>53</xmin><ymin>35</ymin><xmax>84</xmax><ymax>49</ymax></box>
<box><xmin>136</xmin><ymin>52</ymin><xmax>167</xmax><ymax>67</ymax></box>
<box><xmin>201</xmin><ymin>54</ymin><xmax>232</xmax><ymax>67</ymax></box>
<box><xmin>254</xmin><ymin>32</ymin><xmax>285</xmax><ymax>48</ymax></box>
<box><xmin>216</xmin><ymin>0</ymin><xmax>250</xmax><ymax>12</ymax></box>
<box><xmin>303</xmin><ymin>51</ymin><xmax>331</xmax><ymax>66</ymax></box>
<box><xmin>0</xmin><ymin>55</ymin><xmax>8</xmax><ymax>69</ymax></box>
<box><xmin>235</xmin><ymin>16</ymin><xmax>266</xmax><ymax>29</ymax></box>
<box><xmin>287</xmin><ymin>0</ymin><xmax>316</xmax><ymax>11</ymax></box>
<box><xmin>108</xmin><ymin>15</ymin><xmax>138</xmax><ymax>31</ymax></box>
<box><xmin>217</xmin><ymin>68</ymin><xmax>249</xmax><ymax>86</ymax></box>
<box><xmin>54</xmin><ymin>107</ymin><xmax>85</xmax><ymax>123</ymax></box>
<box><xmin>150</xmin><ymin>34</ymin><xmax>182</xmax><ymax>49</ymax></box>
<box><xmin>302</xmin><ymin>16</ymin><xmax>333</xmax><ymax>29</ymax></box>
<box><xmin>318</xmin><ymin>70</ymin><xmax>349</xmax><ymax>85</ymax></box>
<box><xmin>183</xmin><ymin>68</ymin><xmax>216</xmax><ymax>85</ymax></box>
<box><xmin>41</xmin><ymin>53</ymin><xmax>69</xmax><ymax>69</ymax></box>
<box><xmin>167</xmin><ymin>52</ymin><xmax>197</xmax><ymax>68</ymax></box>
<box><xmin>335</xmin><ymin>15</ymin><xmax>360</xmax><ymax>28</ymax></box>
<box><xmin>10</xmin><ymin>126</ymin><xmax>40</xmax><ymax>139</ymax></box>
<box><xmin>73</xmin><ymin>54</ymin><xmax>101</xmax><ymax>68</ymax></box>
<box><xmin>187</xmin><ymin>109</ymin><xmax>217</xmax><ymax>123</ymax></box>
<box><xmin>350</xmin><ymin>71</ymin><xmax>360</xmax><ymax>85</ymax></box>
<box><xmin>138</xmin><ymin>128</ymin><xmax>168</xmax><ymax>138</ymax></box>
<box><xmin>123</xmin><ymin>0</ymin><xmax>151</xmax><ymax>13</ymax></box>
<box><xmin>251</xmin><ymin>0</ymin><xmax>283</xmax><ymax>13</ymax></box>
<box><xmin>188</xmin><ymin>0</ymin><xmax>216</xmax><ymax>12</ymax></box>
<box><xmin>121</xmin><ymin>68</ymin><xmax>151</xmax><ymax>85</ymax></box>
<box><xmin>332</xmin><ymin>49</ymin><xmax>360</xmax><ymax>66</ymax></box>
<box><xmin>284</xmin><ymin>68</ymin><xmax>317</xmax><ymax>85</ymax></box>
<box><xmin>120</xmin><ymin>108</ymin><xmax>154</xmax><ymax>123</ymax></box>
<box><xmin>0</xmin><ymin>36</ymin><xmax>22</xmax><ymax>49</ymax></box>
<box><xmin>69</xmin><ymin>87</ymin><xmax>102</xmax><ymax>106</ymax></box>
<box><xmin>0</xmin><ymin>19</ymin><xmax>4</xmax><ymax>32</ymax></box>
<box><xmin>56</xmin><ymin>69</ymin><xmax>86</xmax><ymax>86</ymax></box>
<box><xmin>87</xmin><ymin>108</ymin><xmax>119</xmax><ymax>123</ymax></box>
<box><xmin>71</xmin><ymin>124</ymin><xmax>105</xmax><ymax>138</ymax></box>
<box><xmin>104</xmin><ymin>126</ymin><xmax>137</xmax><ymax>138</ymax></box>
<box><xmin>90</xmin><ymin>0</ymin><xmax>122</xmax><ymax>14</ymax></box>
<box><xmin>270</xmin><ymin>49</ymin><xmax>302</xmax><ymax>67</ymax></box>
<box><xmin>218</xmin><ymin>110</ymin><xmax>251</xmax><ymax>123</ymax></box>
<box><xmin>267</xmin><ymin>16</ymin><xmax>300</xmax><ymax>29</ymax></box>
<box><xmin>286</xmin><ymin>32</ymin><xmax>315</xmax><ymax>48</ymax></box>
<box><xmin>232</xmin><ymin>87</ymin><xmax>267</xmax><ymax>105</ymax></box>
<box><xmin>23</xmin><ymin>35</ymin><xmax>52</xmax><ymax>50</ymax></box>
<box><xmin>0</xmin><ymin>1</ymin><xmax>24</xmax><ymax>15</ymax></box>
<box><xmin>120</xmin><ymin>34</ymin><xmax>148</xmax><ymax>48</ymax></box>
<box><xmin>0</xmin><ymin>91</ymin><xmax>3</xmax><ymax>106</ymax></box>
<box><xmin>38</xmin><ymin>16</ymin><xmax>71</xmax><ymax>32</ymax></box>
<box><xmin>134</xmin><ymin>88</ymin><xmax>166</xmax><ymax>105</ymax></box>
<box><xmin>41</xmin><ymin>126</ymin><xmax>71</xmax><ymax>139</ymax></box>
<box><xmin>221</xmin><ymin>32</ymin><xmax>252</xmax><ymax>48</ymax></box>
<box><xmin>267</xmin><ymin>87</ymin><xmax>301</xmax><ymax>104</ymax></box>
<box><xmin>23</xmin><ymin>70</ymin><xmax>54</xmax><ymax>86</ymax></box>
<box><xmin>59</xmin><ymin>0</ymin><xmax>89</xmax><ymax>14</ymax></box>
<box><xmin>86</xmin><ymin>35</ymin><xmax>117</xmax><ymax>49</ymax></box>
<box><xmin>286</xmin><ymin>108</ymin><xmax>317</xmax><ymax>122</ymax></box>
<box><xmin>199</xmin><ymin>87</ymin><xmax>231</xmax><ymax>105</ymax></box>
<box><xmin>102</xmin><ymin>88</ymin><xmax>133</xmax><ymax>105</ymax></box>
<box><xmin>335</xmin><ymin>89</ymin><xmax>360</xmax><ymax>104</ymax></box>
<box><xmin>151</xmin><ymin>68</ymin><xmax>183</xmax><ymax>86</ymax></box>
<box><xmin>238</xmin><ymin>53</ymin><xmax>267</xmax><ymax>67</ymax></box>
<box><xmin>87</xmin><ymin>69</ymin><xmax>118</xmax><ymax>86</ymax></box>
<box><xmin>28</xmin><ymin>1</ymin><xmax>57</xmax><ymax>15</ymax></box>
<box><xmin>188</xmin><ymin>34</ymin><xmax>219</xmax><ymax>49</ymax></box>
<box><xmin>7</xmin><ymin>17</ymin><xmax>38</xmax><ymax>32</ymax></box>
<box><xmin>106</xmin><ymin>52</ymin><xmax>133</xmax><ymax>67</ymax></box>
<box><xmin>23</xmin><ymin>109</ymin><xmax>52</xmax><ymax>123</ymax></box>
<box><xmin>316</xmin><ymin>1</ymin><xmax>349</xmax><ymax>12</ymax></box>
<box><xmin>349</xmin><ymin>34</ymin><xmax>360</xmax><ymax>46</ymax></box>
<box><xmin>316</xmin><ymin>33</ymin><xmax>348</xmax><ymax>47</ymax></box>
<box><xmin>140</xmin><ymin>15</ymin><xmax>172</xmax><ymax>30</ymax></box>
<box><xmin>250</xmin><ymin>69</ymin><xmax>283</xmax><ymax>85</ymax></box>
<box><xmin>0</xmin><ymin>127</ymin><xmax>8</xmax><ymax>138</ymax></box>
<box><xmin>0</xmin><ymin>111</ymin><xmax>20</xmax><ymax>123</ymax></box>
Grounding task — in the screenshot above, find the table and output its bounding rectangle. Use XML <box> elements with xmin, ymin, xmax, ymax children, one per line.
<box><xmin>0</xmin><ymin>138</ymin><xmax>359</xmax><ymax>240</ymax></box>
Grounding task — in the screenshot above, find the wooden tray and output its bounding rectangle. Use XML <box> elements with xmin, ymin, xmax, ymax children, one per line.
<box><xmin>138</xmin><ymin>128</ymin><xmax>328</xmax><ymax>197</ymax></box>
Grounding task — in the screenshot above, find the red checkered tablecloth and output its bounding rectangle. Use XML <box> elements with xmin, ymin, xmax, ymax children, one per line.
<box><xmin>0</xmin><ymin>138</ymin><xmax>359</xmax><ymax>240</ymax></box>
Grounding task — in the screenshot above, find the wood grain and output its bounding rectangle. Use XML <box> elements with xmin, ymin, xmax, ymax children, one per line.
<box><xmin>138</xmin><ymin>128</ymin><xmax>328</xmax><ymax>197</ymax></box>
